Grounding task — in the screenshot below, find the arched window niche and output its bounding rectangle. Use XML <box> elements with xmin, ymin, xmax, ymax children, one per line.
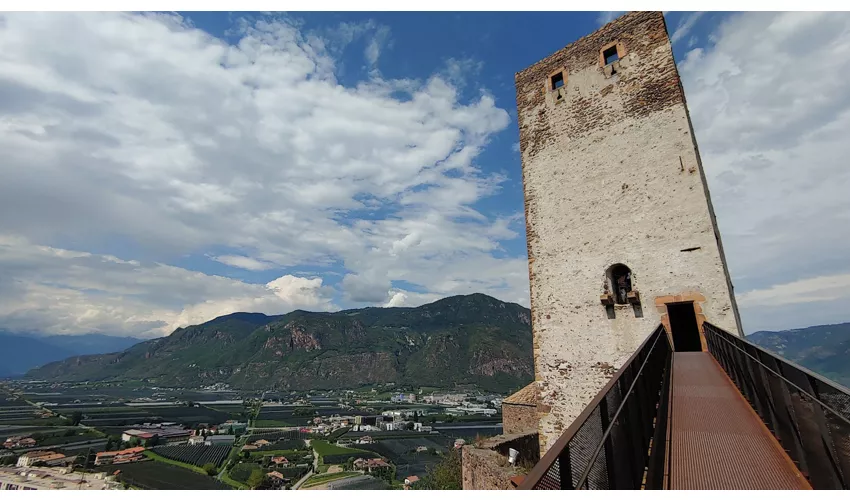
<box><xmin>601</xmin><ymin>263</ymin><xmax>643</xmax><ymax>318</ymax></box>
<box><xmin>607</xmin><ymin>263</ymin><xmax>633</xmax><ymax>304</ymax></box>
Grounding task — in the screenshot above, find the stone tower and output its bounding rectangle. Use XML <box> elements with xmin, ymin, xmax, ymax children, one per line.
<box><xmin>515</xmin><ymin>11</ymin><xmax>743</xmax><ymax>453</ymax></box>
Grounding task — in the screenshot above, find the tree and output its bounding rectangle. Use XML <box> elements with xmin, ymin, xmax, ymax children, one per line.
<box><xmin>405</xmin><ymin>422</ymin><xmax>415</xmax><ymax>431</ymax></box>
<box><xmin>104</xmin><ymin>437</ymin><xmax>115</xmax><ymax>452</ymax></box>
<box><xmin>202</xmin><ymin>463</ymin><xmax>217</xmax><ymax>476</ymax></box>
<box><xmin>64</xmin><ymin>429</ymin><xmax>77</xmax><ymax>437</ymax></box>
<box><xmin>413</xmin><ymin>449</ymin><xmax>462</xmax><ymax>490</ymax></box>
<box><xmin>261</xmin><ymin>456</ymin><xmax>271</xmax><ymax>467</ymax></box>
<box><xmin>70</xmin><ymin>411</ymin><xmax>83</xmax><ymax>426</ymax></box>
<box><xmin>83</xmin><ymin>448</ymin><xmax>97</xmax><ymax>469</ymax></box>
<box><xmin>242</xmin><ymin>450</ymin><xmax>250</xmax><ymax>459</ymax></box>
<box><xmin>128</xmin><ymin>437</ymin><xmax>140</xmax><ymax>448</ymax></box>
<box><xmin>247</xmin><ymin>468</ymin><xmax>266</xmax><ymax>489</ymax></box>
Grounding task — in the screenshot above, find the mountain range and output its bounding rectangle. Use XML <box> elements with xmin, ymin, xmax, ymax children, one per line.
<box><xmin>0</xmin><ymin>333</ymin><xmax>143</xmax><ymax>377</ymax></box>
<box><xmin>25</xmin><ymin>294</ymin><xmax>535</xmax><ymax>392</ymax></box>
<box><xmin>16</xmin><ymin>295</ymin><xmax>850</xmax><ymax>392</ymax></box>
<box><xmin>747</xmin><ymin>322</ymin><xmax>850</xmax><ymax>388</ymax></box>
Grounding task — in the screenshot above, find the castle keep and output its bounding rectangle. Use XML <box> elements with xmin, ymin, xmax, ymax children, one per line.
<box><xmin>515</xmin><ymin>11</ymin><xmax>742</xmax><ymax>453</ymax></box>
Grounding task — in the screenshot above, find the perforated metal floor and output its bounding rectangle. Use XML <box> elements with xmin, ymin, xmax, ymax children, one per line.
<box><xmin>669</xmin><ymin>352</ymin><xmax>811</xmax><ymax>490</ymax></box>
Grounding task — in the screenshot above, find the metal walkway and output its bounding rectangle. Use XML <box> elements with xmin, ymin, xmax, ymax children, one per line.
<box><xmin>519</xmin><ymin>323</ymin><xmax>850</xmax><ymax>490</ymax></box>
<box><xmin>669</xmin><ymin>352</ymin><xmax>811</xmax><ymax>490</ymax></box>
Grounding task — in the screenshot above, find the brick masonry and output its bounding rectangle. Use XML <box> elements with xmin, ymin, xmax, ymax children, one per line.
<box><xmin>515</xmin><ymin>11</ymin><xmax>743</xmax><ymax>454</ymax></box>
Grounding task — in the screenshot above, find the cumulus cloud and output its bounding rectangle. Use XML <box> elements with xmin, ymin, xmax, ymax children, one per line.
<box><xmin>0</xmin><ymin>12</ymin><xmax>524</xmax><ymax>336</ymax></box>
<box><xmin>680</xmin><ymin>12</ymin><xmax>850</xmax><ymax>332</ymax></box>
<box><xmin>342</xmin><ymin>271</ymin><xmax>391</xmax><ymax>303</ymax></box>
<box><xmin>0</xmin><ymin>236</ymin><xmax>335</xmax><ymax>337</ymax></box>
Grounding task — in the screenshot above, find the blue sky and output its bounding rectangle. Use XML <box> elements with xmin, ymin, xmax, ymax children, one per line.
<box><xmin>1</xmin><ymin>11</ymin><xmax>849</xmax><ymax>338</ymax></box>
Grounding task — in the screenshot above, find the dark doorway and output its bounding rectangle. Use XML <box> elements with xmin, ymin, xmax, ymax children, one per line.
<box><xmin>667</xmin><ymin>302</ymin><xmax>702</xmax><ymax>352</ymax></box>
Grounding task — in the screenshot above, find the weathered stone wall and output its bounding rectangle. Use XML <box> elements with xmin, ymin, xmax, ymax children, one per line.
<box><xmin>461</xmin><ymin>432</ymin><xmax>539</xmax><ymax>490</ymax></box>
<box><xmin>502</xmin><ymin>403</ymin><xmax>537</xmax><ymax>435</ymax></box>
<box><xmin>462</xmin><ymin>446</ymin><xmax>515</xmax><ymax>490</ymax></box>
<box><xmin>515</xmin><ymin>11</ymin><xmax>743</xmax><ymax>454</ymax></box>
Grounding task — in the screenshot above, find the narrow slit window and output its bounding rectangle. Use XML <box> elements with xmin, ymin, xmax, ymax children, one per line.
<box><xmin>603</xmin><ymin>46</ymin><xmax>619</xmax><ymax>65</ymax></box>
<box><xmin>551</xmin><ymin>72</ymin><xmax>565</xmax><ymax>90</ymax></box>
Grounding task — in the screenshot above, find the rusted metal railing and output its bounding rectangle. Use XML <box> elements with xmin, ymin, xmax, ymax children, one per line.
<box><xmin>519</xmin><ymin>324</ymin><xmax>672</xmax><ymax>489</ymax></box>
<box><xmin>704</xmin><ymin>322</ymin><xmax>850</xmax><ymax>489</ymax></box>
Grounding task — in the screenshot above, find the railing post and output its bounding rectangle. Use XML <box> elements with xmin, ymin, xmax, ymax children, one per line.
<box><xmin>558</xmin><ymin>451</ymin><xmax>572</xmax><ymax>489</ymax></box>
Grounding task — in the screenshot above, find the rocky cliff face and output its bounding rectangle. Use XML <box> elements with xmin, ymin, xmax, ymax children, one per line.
<box><xmin>27</xmin><ymin>294</ymin><xmax>534</xmax><ymax>392</ymax></box>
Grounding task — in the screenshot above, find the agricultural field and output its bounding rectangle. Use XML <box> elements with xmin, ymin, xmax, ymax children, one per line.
<box><xmin>253</xmin><ymin>407</ymin><xmax>314</xmax><ymax>427</ymax></box>
<box><xmin>150</xmin><ymin>445</ymin><xmax>230</xmax><ymax>468</ymax></box>
<box><xmin>228</xmin><ymin>461</ymin><xmax>309</xmax><ymax>486</ymax></box>
<box><xmin>431</xmin><ymin>424</ymin><xmax>503</xmax><ymax>440</ymax></box>
<box><xmin>229</xmin><ymin>462</ymin><xmax>261</xmax><ymax>483</ymax></box>
<box><xmin>29</xmin><ymin>428</ymin><xmax>103</xmax><ymax>446</ymax></box>
<box><xmin>99</xmin><ymin>461</ymin><xmax>232</xmax><ymax>490</ymax></box>
<box><xmin>253</xmin><ymin>419</ymin><xmax>306</xmax><ymax>428</ymax></box>
<box><xmin>327</xmin><ymin>475</ymin><xmax>393</xmax><ymax>490</ymax></box>
<box><xmin>202</xmin><ymin>404</ymin><xmax>248</xmax><ymax>420</ymax></box>
<box><xmin>0</xmin><ymin>426</ymin><xmax>64</xmax><ymax>439</ymax></box>
<box><xmin>311</xmin><ymin>440</ymin><xmax>377</xmax><ymax>464</ymax></box>
<box><xmin>53</xmin><ymin>404</ymin><xmax>231</xmax><ymax>429</ymax></box>
<box><xmin>344</xmin><ymin>430</ymin><xmax>427</xmax><ymax>440</ymax></box>
<box><xmin>302</xmin><ymin>471</ymin><xmax>362</xmax><ymax>489</ymax></box>
<box><xmin>247</xmin><ymin>439</ymin><xmax>306</xmax><ymax>452</ymax></box>
<box><xmin>246</xmin><ymin>430</ymin><xmax>302</xmax><ymax>441</ymax></box>
<box><xmin>351</xmin><ymin>437</ymin><xmax>448</xmax><ymax>480</ymax></box>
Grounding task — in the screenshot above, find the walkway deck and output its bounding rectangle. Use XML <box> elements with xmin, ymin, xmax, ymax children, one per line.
<box><xmin>668</xmin><ymin>352</ymin><xmax>811</xmax><ymax>490</ymax></box>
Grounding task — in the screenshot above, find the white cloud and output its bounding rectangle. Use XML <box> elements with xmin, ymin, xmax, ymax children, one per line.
<box><xmin>382</xmin><ymin>289</ymin><xmax>445</xmax><ymax>309</ymax></box>
<box><xmin>212</xmin><ymin>255</ymin><xmax>275</xmax><ymax>271</ymax></box>
<box><xmin>737</xmin><ymin>273</ymin><xmax>850</xmax><ymax>308</ymax></box>
<box><xmin>0</xmin><ymin>12</ymin><xmax>526</xmax><ymax>336</ymax></box>
<box><xmin>597</xmin><ymin>11</ymin><xmax>627</xmax><ymax>26</ymax></box>
<box><xmin>680</xmin><ymin>12</ymin><xmax>850</xmax><ymax>332</ymax></box>
<box><xmin>670</xmin><ymin>12</ymin><xmax>705</xmax><ymax>44</ymax></box>
<box><xmin>0</xmin><ymin>236</ymin><xmax>335</xmax><ymax>338</ymax></box>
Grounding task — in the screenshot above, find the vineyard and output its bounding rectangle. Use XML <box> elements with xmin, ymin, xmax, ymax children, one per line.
<box><xmin>247</xmin><ymin>430</ymin><xmax>301</xmax><ymax>440</ymax></box>
<box><xmin>256</xmin><ymin>439</ymin><xmax>306</xmax><ymax>451</ymax></box>
<box><xmin>320</xmin><ymin>450</ymin><xmax>378</xmax><ymax>464</ymax></box>
<box><xmin>351</xmin><ymin>437</ymin><xmax>447</xmax><ymax>480</ymax></box>
<box><xmin>99</xmin><ymin>461</ymin><xmax>232</xmax><ymax>490</ymax></box>
<box><xmin>151</xmin><ymin>445</ymin><xmax>230</xmax><ymax>467</ymax></box>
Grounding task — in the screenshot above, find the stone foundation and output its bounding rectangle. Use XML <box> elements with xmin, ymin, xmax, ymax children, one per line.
<box><xmin>461</xmin><ymin>431</ymin><xmax>540</xmax><ymax>490</ymax></box>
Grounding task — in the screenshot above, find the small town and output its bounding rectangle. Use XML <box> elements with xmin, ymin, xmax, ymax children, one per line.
<box><xmin>0</xmin><ymin>380</ymin><xmax>506</xmax><ymax>490</ymax></box>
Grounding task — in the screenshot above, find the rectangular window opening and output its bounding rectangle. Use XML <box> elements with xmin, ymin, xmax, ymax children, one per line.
<box><xmin>551</xmin><ymin>72</ymin><xmax>564</xmax><ymax>90</ymax></box>
<box><xmin>603</xmin><ymin>46</ymin><xmax>619</xmax><ymax>65</ymax></box>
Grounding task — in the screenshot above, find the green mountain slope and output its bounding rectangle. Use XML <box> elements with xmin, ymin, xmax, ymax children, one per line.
<box><xmin>26</xmin><ymin>294</ymin><xmax>533</xmax><ymax>392</ymax></box>
<box><xmin>747</xmin><ymin>322</ymin><xmax>850</xmax><ymax>388</ymax></box>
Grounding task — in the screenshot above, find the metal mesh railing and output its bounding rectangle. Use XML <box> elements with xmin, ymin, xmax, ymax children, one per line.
<box><xmin>704</xmin><ymin>322</ymin><xmax>850</xmax><ymax>490</ymax></box>
<box><xmin>520</xmin><ymin>325</ymin><xmax>672</xmax><ymax>490</ymax></box>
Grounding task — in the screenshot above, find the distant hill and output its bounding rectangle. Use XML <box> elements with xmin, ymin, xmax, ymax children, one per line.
<box><xmin>26</xmin><ymin>294</ymin><xmax>534</xmax><ymax>392</ymax></box>
<box><xmin>0</xmin><ymin>334</ymin><xmax>74</xmax><ymax>377</ymax></box>
<box><xmin>747</xmin><ymin>322</ymin><xmax>850</xmax><ymax>388</ymax></box>
<box><xmin>0</xmin><ymin>333</ymin><xmax>143</xmax><ymax>377</ymax></box>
